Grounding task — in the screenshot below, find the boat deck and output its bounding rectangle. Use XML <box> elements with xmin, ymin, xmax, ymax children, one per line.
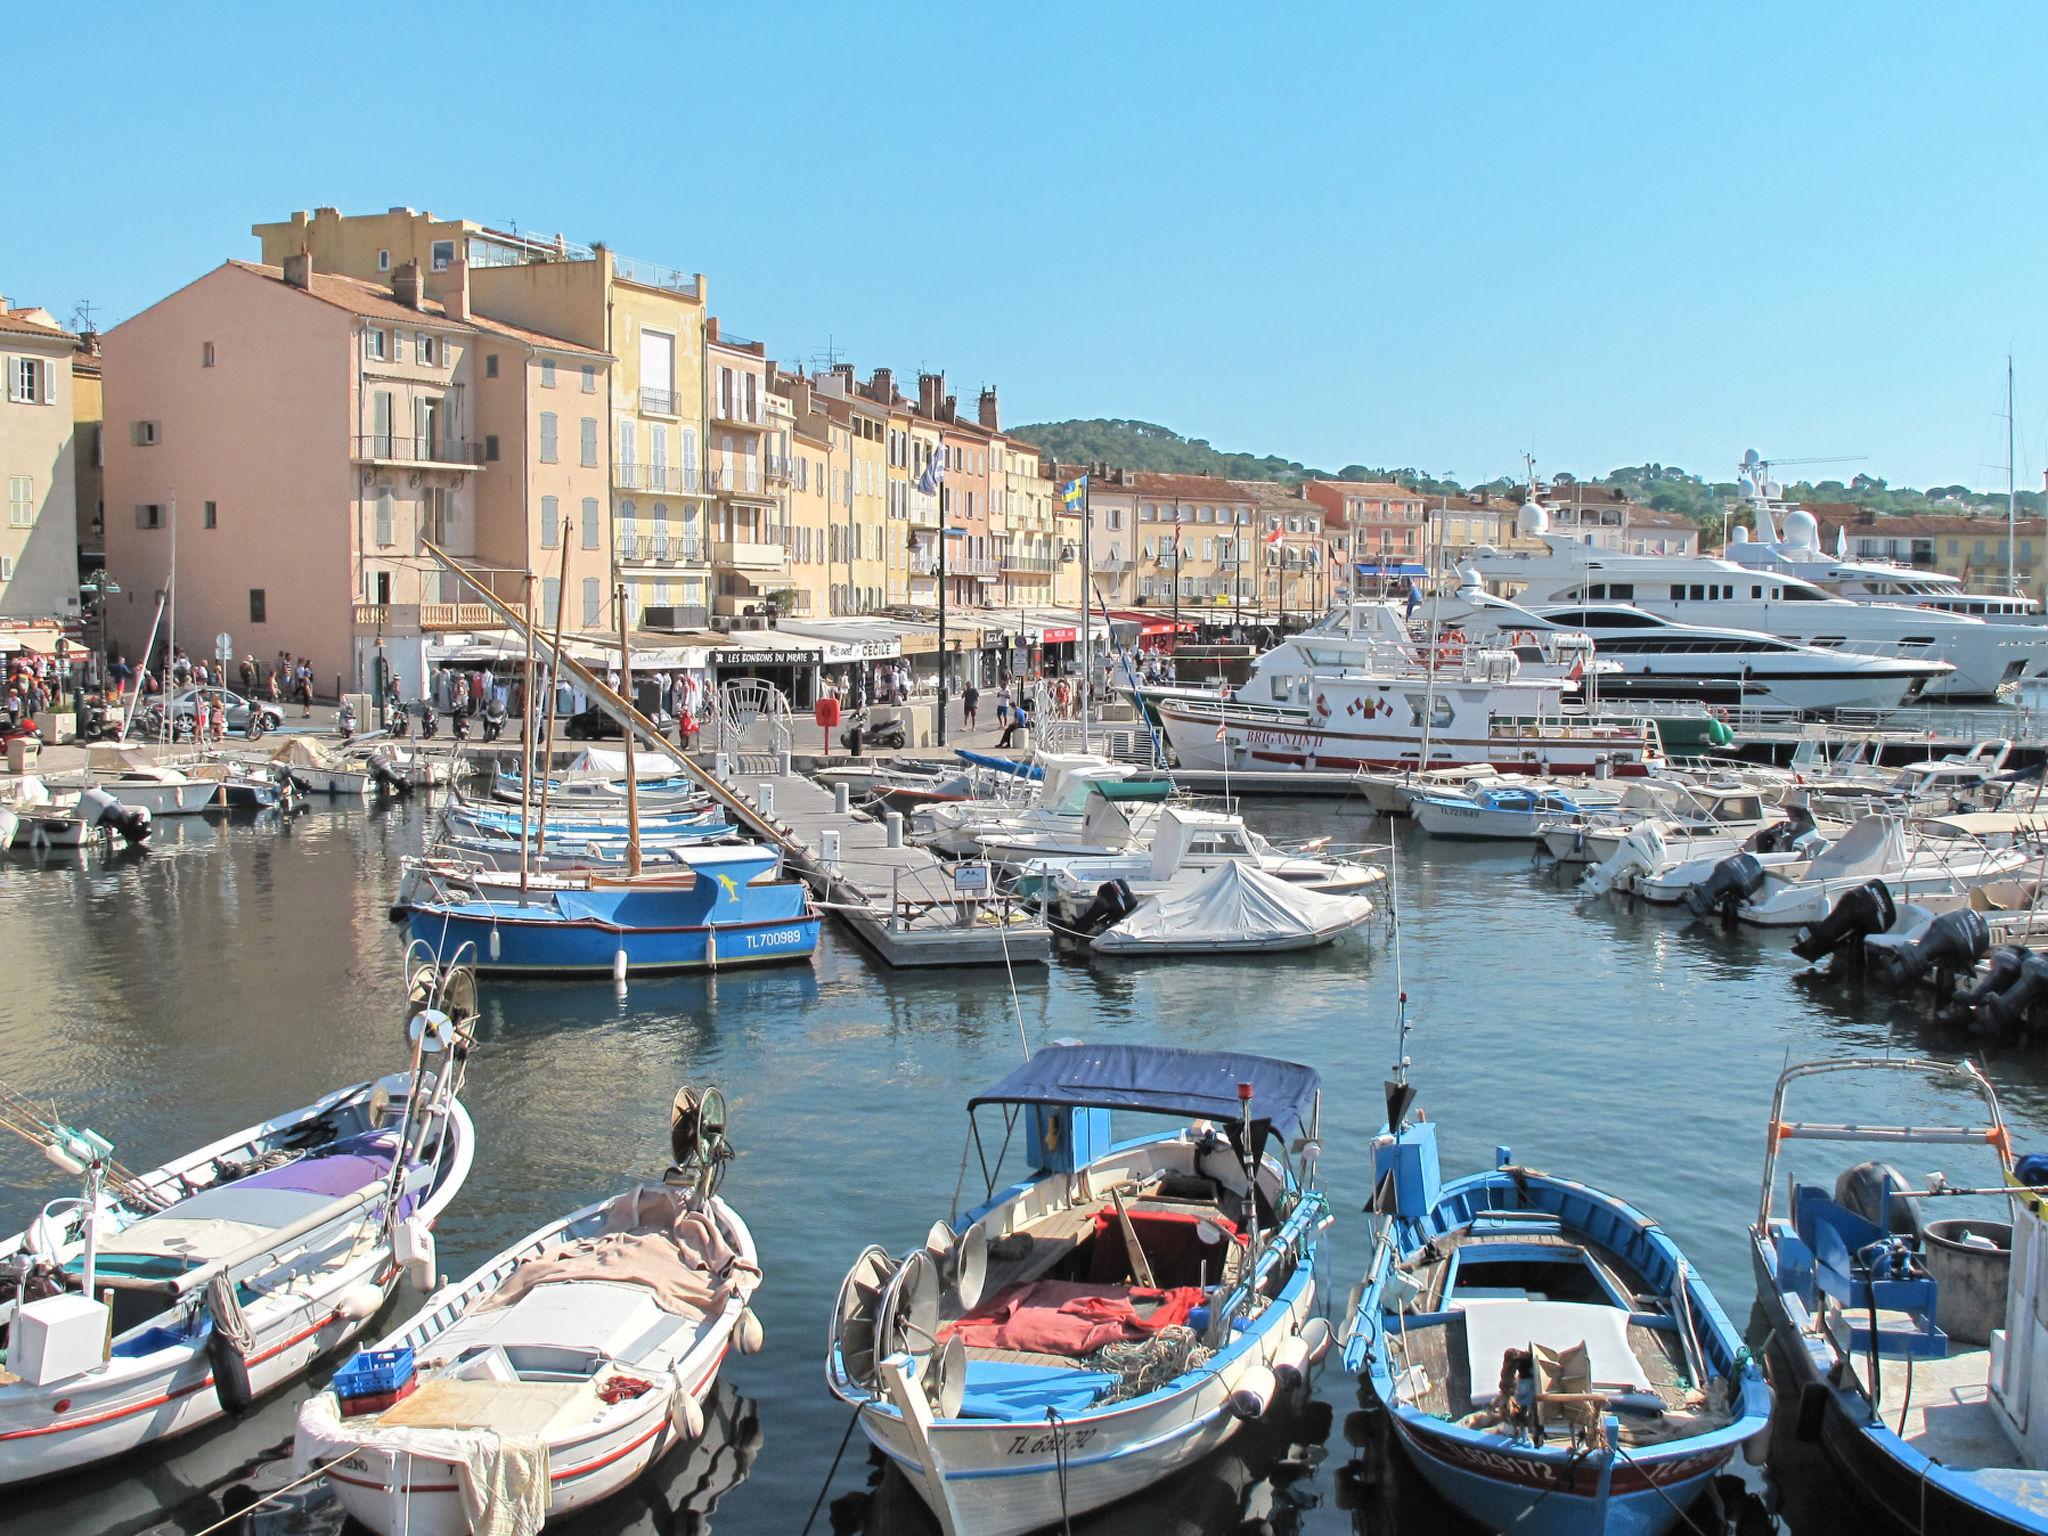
<box><xmin>1851</xmin><ymin>1346</ymin><xmax>2020</xmax><ymax>1474</ymax></box>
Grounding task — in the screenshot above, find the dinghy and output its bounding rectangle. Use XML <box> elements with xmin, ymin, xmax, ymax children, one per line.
<box><xmin>0</xmin><ymin>950</ymin><xmax>478</xmax><ymax>1487</ymax></box>
<box><xmin>1082</xmin><ymin>859</ymin><xmax>1376</xmax><ymax>955</ymax></box>
<box><xmin>1346</xmin><ymin>1082</ymin><xmax>1769</xmax><ymax>1536</ymax></box>
<box><xmin>1410</xmin><ymin>781</ymin><xmax>1601</xmax><ymax>842</ymax></box>
<box><xmin>1751</xmin><ymin>1056</ymin><xmax>2048</xmax><ymax>1536</ymax></box>
<box><xmin>826</xmin><ymin>1043</ymin><xmax>1332</xmax><ymax>1536</ymax></box>
<box><xmin>295</xmin><ymin>1086</ymin><xmax>762</xmax><ymax>1536</ymax></box>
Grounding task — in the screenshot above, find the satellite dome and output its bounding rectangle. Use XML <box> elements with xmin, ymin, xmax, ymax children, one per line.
<box><xmin>1763</xmin><ymin>479</ymin><xmax>1783</xmax><ymax>499</ymax></box>
<box><xmin>1782</xmin><ymin>509</ymin><xmax>1819</xmax><ymax>549</ymax></box>
<box><xmin>1738</xmin><ymin>474</ymin><xmax>1757</xmax><ymax>497</ymax></box>
<box><xmin>1516</xmin><ymin>503</ymin><xmax>1550</xmax><ymax>537</ymax></box>
<box><xmin>1743</xmin><ymin>448</ymin><xmax>1761</xmax><ymax>468</ymax></box>
<box><xmin>1730</xmin><ymin>526</ymin><xmax>1750</xmax><ymax>544</ymax></box>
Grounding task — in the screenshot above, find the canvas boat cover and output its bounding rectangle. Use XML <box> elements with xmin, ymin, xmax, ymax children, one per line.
<box><xmin>968</xmin><ymin>1041</ymin><xmax>1320</xmax><ymax>1147</ymax></box>
<box><xmin>1805</xmin><ymin>815</ymin><xmax>1907</xmax><ymax>882</ymax></box>
<box><xmin>1093</xmin><ymin>860</ymin><xmax>1373</xmax><ymax>954</ymax></box>
<box><xmin>568</xmin><ymin>746</ymin><xmax>684</xmax><ymax>779</ymax></box>
<box><xmin>273</xmin><ymin>736</ymin><xmax>345</xmax><ymax>770</ymax></box>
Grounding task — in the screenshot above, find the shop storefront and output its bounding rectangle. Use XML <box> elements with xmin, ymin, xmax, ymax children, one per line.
<box><xmin>708</xmin><ymin>638</ymin><xmax>829</xmax><ymax>710</ymax></box>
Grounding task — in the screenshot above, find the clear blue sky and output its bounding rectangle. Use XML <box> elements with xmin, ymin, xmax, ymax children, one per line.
<box><xmin>11</xmin><ymin>2</ymin><xmax>2047</xmax><ymax>490</ymax></box>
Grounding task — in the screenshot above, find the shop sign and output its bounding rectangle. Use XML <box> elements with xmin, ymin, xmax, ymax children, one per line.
<box><xmin>818</xmin><ymin>638</ymin><xmax>901</xmax><ymax>663</ymax></box>
<box><xmin>1040</xmin><ymin>626</ymin><xmax>1077</xmax><ymax>643</ymax></box>
<box><xmin>717</xmin><ymin>648</ymin><xmax>819</xmax><ymax>669</ymax></box>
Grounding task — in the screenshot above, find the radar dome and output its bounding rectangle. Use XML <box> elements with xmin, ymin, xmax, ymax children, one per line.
<box><xmin>1730</xmin><ymin>526</ymin><xmax>1750</xmax><ymax>544</ymax></box>
<box><xmin>1743</xmin><ymin>448</ymin><xmax>1761</xmax><ymax>468</ymax></box>
<box><xmin>1738</xmin><ymin>474</ymin><xmax>1757</xmax><ymax>496</ymax></box>
<box><xmin>1516</xmin><ymin>503</ymin><xmax>1550</xmax><ymax>537</ymax></box>
<box><xmin>1782</xmin><ymin>509</ymin><xmax>1819</xmax><ymax>549</ymax></box>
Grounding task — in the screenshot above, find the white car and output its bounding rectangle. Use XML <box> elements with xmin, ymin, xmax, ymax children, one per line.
<box><xmin>143</xmin><ymin>687</ymin><xmax>284</xmax><ymax>739</ymax></box>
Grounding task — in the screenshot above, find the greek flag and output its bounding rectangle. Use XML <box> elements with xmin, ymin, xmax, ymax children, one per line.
<box><xmin>917</xmin><ymin>442</ymin><xmax>945</xmax><ymax>498</ymax></box>
<box><xmin>1060</xmin><ymin>475</ymin><xmax>1087</xmax><ymax>513</ymax></box>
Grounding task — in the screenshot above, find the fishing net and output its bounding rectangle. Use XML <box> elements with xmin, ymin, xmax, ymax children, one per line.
<box><xmin>1086</xmin><ymin>1323</ymin><xmax>1214</xmax><ymax>1405</ymax></box>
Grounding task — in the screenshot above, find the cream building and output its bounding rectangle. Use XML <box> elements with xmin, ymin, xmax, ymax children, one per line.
<box><xmin>0</xmin><ymin>304</ymin><xmax>81</xmax><ymax>620</ymax></box>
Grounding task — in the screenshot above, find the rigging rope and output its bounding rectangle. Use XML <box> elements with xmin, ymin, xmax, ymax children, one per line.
<box><xmin>797</xmin><ymin>1404</ymin><xmax>863</xmax><ymax>1536</ymax></box>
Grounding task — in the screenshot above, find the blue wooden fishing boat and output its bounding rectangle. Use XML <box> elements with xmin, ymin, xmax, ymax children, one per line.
<box><xmin>407</xmin><ymin>876</ymin><xmax>818</xmax><ymax>975</ymax></box>
<box><xmin>1752</xmin><ymin>1056</ymin><xmax>2048</xmax><ymax>1536</ymax></box>
<box><xmin>1410</xmin><ymin>782</ymin><xmax>1600</xmax><ymax>842</ymax></box>
<box><xmin>1345</xmin><ymin>1080</ymin><xmax>1769</xmax><ymax>1536</ymax></box>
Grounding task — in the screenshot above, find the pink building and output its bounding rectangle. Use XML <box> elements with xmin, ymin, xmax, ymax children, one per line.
<box><xmin>102</xmin><ymin>256</ymin><xmax>597</xmax><ymax>698</ymax></box>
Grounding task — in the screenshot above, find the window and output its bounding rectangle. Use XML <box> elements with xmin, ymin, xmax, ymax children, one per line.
<box><xmin>581</xmin><ymin>364</ymin><xmax>596</xmax><ymax>393</ymax></box>
<box><xmin>579</xmin><ymin>417</ymin><xmax>598</xmax><ymax>467</ymax></box>
<box><xmin>416</xmin><ymin>332</ymin><xmax>436</xmax><ymax>366</ymax></box>
<box><xmin>203</xmin><ymin>500</ymin><xmax>217</xmax><ymax>529</ymax></box>
<box><xmin>539</xmin><ymin>412</ymin><xmax>558</xmax><ymax>463</ymax></box>
<box><xmin>0</xmin><ymin>556</ymin><xmax>10</xmax><ymax>580</ymax></box>
<box><xmin>375</xmin><ymin>488</ymin><xmax>394</xmax><ymax>546</ymax></box>
<box><xmin>422</xmin><ymin>486</ymin><xmax>450</xmax><ymax>545</ymax></box>
<box><xmin>377</xmin><ymin>249</ymin><xmax>391</xmax><ymax>272</ymax></box>
<box><xmin>202</xmin><ymin>341</ymin><xmax>216</xmax><ymax>368</ymax></box>
<box><xmin>7</xmin><ymin>476</ymin><xmax>30</xmax><ymax>526</ymax></box>
<box><xmin>431</xmin><ymin>239</ymin><xmax>455</xmax><ymax>271</ymax></box>
<box><xmin>135</xmin><ymin>503</ymin><xmax>162</xmax><ymax>529</ymax></box>
<box><xmin>391</xmin><ymin>331</ymin><xmax>405</xmax><ymax>363</ymax></box>
<box><xmin>582</xmin><ymin>498</ymin><xmax>599</xmax><ymax>550</ymax></box>
<box><xmin>484</xmin><ymin>434</ymin><xmax>499</xmax><ymax>461</ymax></box>
<box><xmin>132</xmin><ymin>420</ymin><xmax>160</xmax><ymax>446</ymax></box>
<box><xmin>371</xmin><ymin>570</ymin><xmax>391</xmax><ymax>605</ymax></box>
<box><xmin>540</xmin><ymin>358</ymin><xmax>557</xmax><ymax>388</ymax></box>
<box><xmin>365</xmin><ymin>327</ymin><xmax>386</xmax><ymax>361</ymax></box>
<box><xmin>541</xmin><ymin>577</ymin><xmax>560</xmax><ymax>626</ymax></box>
<box><xmin>541</xmin><ymin>495</ymin><xmax>560</xmax><ymax>548</ymax></box>
<box><xmin>582</xmin><ymin>578</ymin><xmax>600</xmax><ymax>626</ymax></box>
<box><xmin>249</xmin><ymin>589</ymin><xmax>266</xmax><ymax>623</ymax></box>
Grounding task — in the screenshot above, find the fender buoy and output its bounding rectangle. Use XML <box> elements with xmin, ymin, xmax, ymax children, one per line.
<box><xmin>1229</xmin><ymin>1362</ymin><xmax>1278</xmax><ymax>1419</ymax></box>
<box><xmin>671</xmin><ymin>1383</ymin><xmax>706</xmax><ymax>1439</ymax></box>
<box><xmin>735</xmin><ymin>1306</ymin><xmax>765</xmax><ymax>1355</ymax></box>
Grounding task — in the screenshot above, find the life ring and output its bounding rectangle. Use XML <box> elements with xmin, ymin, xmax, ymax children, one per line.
<box><xmin>1315</xmin><ymin>693</ymin><xmax>1332</xmax><ymax>718</ymax></box>
<box><xmin>1512</xmin><ymin>630</ymin><xmax>1536</xmax><ymax>648</ymax></box>
<box><xmin>1436</xmin><ymin>628</ymin><xmax>1466</xmax><ymax>665</ymax></box>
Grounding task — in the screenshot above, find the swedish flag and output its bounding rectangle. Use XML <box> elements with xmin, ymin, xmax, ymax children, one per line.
<box><xmin>1059</xmin><ymin>475</ymin><xmax>1088</xmax><ymax>513</ymax></box>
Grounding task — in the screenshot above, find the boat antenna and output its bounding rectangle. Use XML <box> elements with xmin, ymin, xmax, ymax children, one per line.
<box><xmin>1389</xmin><ymin>828</ymin><xmax>1411</xmax><ymax>1094</ymax></box>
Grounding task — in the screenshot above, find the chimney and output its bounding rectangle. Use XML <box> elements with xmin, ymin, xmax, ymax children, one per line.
<box><xmin>831</xmin><ymin>362</ymin><xmax>854</xmax><ymax>389</ymax></box>
<box><xmin>941</xmin><ymin>392</ymin><xmax>958</xmax><ymax>423</ymax></box>
<box><xmin>707</xmin><ymin>316</ymin><xmax>721</xmax><ymax>343</ymax></box>
<box><xmin>870</xmin><ymin>366</ymin><xmax>894</xmax><ymax>403</ymax></box>
<box><xmin>282</xmin><ymin>250</ymin><xmax>314</xmax><ymax>291</ymax></box>
<box><xmin>391</xmin><ymin>258</ymin><xmax>425</xmax><ymax>310</ymax></box>
<box><xmin>426</xmin><ymin>258</ymin><xmax>470</xmax><ymax>322</ymax></box>
<box><xmin>917</xmin><ymin>370</ymin><xmax>945</xmax><ymax>417</ymax></box>
<box><xmin>977</xmin><ymin>386</ymin><xmax>999</xmax><ymax>430</ymax></box>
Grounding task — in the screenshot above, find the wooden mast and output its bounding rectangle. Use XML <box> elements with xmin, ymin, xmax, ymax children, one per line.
<box><xmin>617</xmin><ymin>583</ymin><xmax>641</xmax><ymax>877</ymax></box>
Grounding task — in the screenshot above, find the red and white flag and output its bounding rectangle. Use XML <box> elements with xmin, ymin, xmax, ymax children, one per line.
<box><xmin>1264</xmin><ymin>527</ymin><xmax>1284</xmax><ymax>547</ymax></box>
<box><xmin>1214</xmin><ymin>721</ymin><xmax>1229</xmax><ymax>742</ymax></box>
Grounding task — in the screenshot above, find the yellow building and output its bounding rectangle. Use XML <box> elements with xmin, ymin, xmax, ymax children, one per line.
<box><xmin>998</xmin><ymin>434</ymin><xmax>1057</xmax><ymax>608</ymax></box>
<box><xmin>815</xmin><ymin>371</ymin><xmax>889</xmax><ymax>614</ymax></box>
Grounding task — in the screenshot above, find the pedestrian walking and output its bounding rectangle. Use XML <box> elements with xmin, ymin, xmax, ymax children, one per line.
<box><xmin>962</xmin><ymin>681</ymin><xmax>980</xmax><ymax>729</ymax></box>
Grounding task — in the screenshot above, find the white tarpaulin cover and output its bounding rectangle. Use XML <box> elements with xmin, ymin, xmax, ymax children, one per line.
<box><xmin>568</xmin><ymin>747</ymin><xmax>683</xmax><ymax>779</ymax></box>
<box><xmin>1805</xmin><ymin>815</ymin><xmax>1906</xmax><ymax>882</ymax></box>
<box><xmin>1092</xmin><ymin>859</ymin><xmax>1374</xmax><ymax>954</ymax></box>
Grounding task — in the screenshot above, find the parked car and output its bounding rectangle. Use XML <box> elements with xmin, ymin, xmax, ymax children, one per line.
<box><xmin>562</xmin><ymin>704</ymin><xmax>676</xmax><ymax>741</ymax></box>
<box><xmin>143</xmin><ymin>687</ymin><xmax>285</xmax><ymax>739</ymax></box>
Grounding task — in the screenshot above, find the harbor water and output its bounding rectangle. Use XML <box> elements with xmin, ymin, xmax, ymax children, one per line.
<box><xmin>6</xmin><ymin>794</ymin><xmax>2048</xmax><ymax>1536</ymax></box>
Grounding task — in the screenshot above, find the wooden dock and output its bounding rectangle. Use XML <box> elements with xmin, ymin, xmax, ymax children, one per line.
<box><xmin>708</xmin><ymin>753</ymin><xmax>1050</xmax><ymax>969</ymax></box>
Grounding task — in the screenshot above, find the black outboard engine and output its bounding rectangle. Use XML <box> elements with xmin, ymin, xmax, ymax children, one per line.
<box><xmin>1683</xmin><ymin>852</ymin><xmax>1766</xmax><ymax>922</ymax></box>
<box><xmin>1834</xmin><ymin>1162</ymin><xmax>1925</xmax><ymax>1244</ymax></box>
<box><xmin>1791</xmin><ymin>879</ymin><xmax>1897</xmax><ymax>964</ymax></box>
<box><xmin>1982</xmin><ymin>952</ymin><xmax>2048</xmax><ymax>1037</ymax></box>
<box><xmin>1945</xmin><ymin>945</ymin><xmax>2030</xmax><ymax>1027</ymax></box>
<box><xmin>79</xmin><ymin>787</ymin><xmax>151</xmax><ymax>848</ymax></box>
<box><xmin>1876</xmin><ymin>907</ymin><xmax>1991</xmax><ymax>993</ymax></box>
<box><xmin>367</xmin><ymin>754</ymin><xmax>410</xmax><ymax>797</ymax></box>
<box><xmin>1075</xmin><ymin>878</ymin><xmax>1138</xmax><ymax>937</ymax></box>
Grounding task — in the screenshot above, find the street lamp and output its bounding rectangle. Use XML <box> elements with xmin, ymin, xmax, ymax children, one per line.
<box><xmin>80</xmin><ymin>572</ymin><xmax>120</xmax><ymax>695</ymax></box>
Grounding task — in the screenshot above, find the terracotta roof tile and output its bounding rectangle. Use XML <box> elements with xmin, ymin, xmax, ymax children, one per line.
<box><xmin>465</xmin><ymin>314</ymin><xmax>609</xmax><ymax>359</ymax></box>
<box><xmin>226</xmin><ymin>260</ymin><xmax>474</xmax><ymax>330</ymax></box>
<box><xmin>0</xmin><ymin>309</ymin><xmax>75</xmax><ymax>341</ymax></box>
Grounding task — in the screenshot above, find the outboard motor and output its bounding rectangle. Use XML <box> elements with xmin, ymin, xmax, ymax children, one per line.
<box><xmin>1944</xmin><ymin>945</ymin><xmax>2030</xmax><ymax>1027</ymax></box>
<box><xmin>1876</xmin><ymin>907</ymin><xmax>1991</xmax><ymax>993</ymax></box>
<box><xmin>1834</xmin><ymin>1162</ymin><xmax>1925</xmax><ymax>1245</ymax></box>
<box><xmin>1791</xmin><ymin>879</ymin><xmax>1896</xmax><ymax>964</ymax></box>
<box><xmin>1683</xmin><ymin>852</ymin><xmax>1766</xmax><ymax>922</ymax></box>
<box><xmin>1075</xmin><ymin>878</ymin><xmax>1138</xmax><ymax>937</ymax></box>
<box><xmin>1982</xmin><ymin>952</ymin><xmax>2048</xmax><ymax>1037</ymax></box>
<box><xmin>367</xmin><ymin>753</ymin><xmax>410</xmax><ymax>797</ymax></box>
<box><xmin>80</xmin><ymin>787</ymin><xmax>151</xmax><ymax>848</ymax></box>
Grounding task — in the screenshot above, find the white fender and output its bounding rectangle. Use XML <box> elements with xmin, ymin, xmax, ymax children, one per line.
<box><xmin>488</xmin><ymin>927</ymin><xmax>501</xmax><ymax>962</ymax></box>
<box><xmin>1271</xmin><ymin>1334</ymin><xmax>1311</xmax><ymax>1389</ymax></box>
<box><xmin>1229</xmin><ymin>1362</ymin><xmax>1277</xmax><ymax>1420</ymax></box>
<box><xmin>335</xmin><ymin>1282</ymin><xmax>385</xmax><ymax>1321</ymax></box>
<box><xmin>670</xmin><ymin>1382</ymin><xmax>705</xmax><ymax>1440</ymax></box>
<box><xmin>1298</xmin><ymin>1314</ymin><xmax>1333</xmax><ymax>1365</ymax></box>
<box><xmin>734</xmin><ymin>1305</ymin><xmax>765</xmax><ymax>1355</ymax></box>
<box><xmin>395</xmin><ymin>1216</ymin><xmax>436</xmax><ymax>1290</ymax></box>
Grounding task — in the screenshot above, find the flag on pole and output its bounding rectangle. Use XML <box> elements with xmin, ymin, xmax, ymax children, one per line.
<box><xmin>917</xmin><ymin>441</ymin><xmax>945</xmax><ymax>498</ymax></box>
<box><xmin>1264</xmin><ymin>526</ymin><xmax>1284</xmax><ymax>547</ymax></box>
<box><xmin>1059</xmin><ymin>474</ymin><xmax>1087</xmax><ymax>512</ymax></box>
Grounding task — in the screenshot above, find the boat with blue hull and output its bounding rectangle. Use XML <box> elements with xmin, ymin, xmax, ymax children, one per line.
<box><xmin>1346</xmin><ymin>1089</ymin><xmax>1768</xmax><ymax>1536</ymax></box>
<box><xmin>1751</xmin><ymin>1056</ymin><xmax>2048</xmax><ymax>1536</ymax></box>
<box><xmin>407</xmin><ymin>877</ymin><xmax>818</xmax><ymax>975</ymax></box>
<box><xmin>1410</xmin><ymin>782</ymin><xmax>1609</xmax><ymax>842</ymax></box>
<box><xmin>825</xmin><ymin>1043</ymin><xmax>1334</xmax><ymax>1536</ymax></box>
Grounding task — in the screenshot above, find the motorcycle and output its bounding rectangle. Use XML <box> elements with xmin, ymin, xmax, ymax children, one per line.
<box><xmin>416</xmin><ymin>702</ymin><xmax>439</xmax><ymax>740</ymax></box>
<box><xmin>336</xmin><ymin>700</ymin><xmax>358</xmax><ymax>741</ymax></box>
<box><xmin>840</xmin><ymin>709</ymin><xmax>907</xmax><ymax>754</ymax></box>
<box><xmin>480</xmin><ymin>701</ymin><xmax>506</xmax><ymax>742</ymax></box>
<box><xmin>0</xmin><ymin>714</ymin><xmax>41</xmax><ymax>748</ymax></box>
<box><xmin>450</xmin><ymin>708</ymin><xmax>470</xmax><ymax>742</ymax></box>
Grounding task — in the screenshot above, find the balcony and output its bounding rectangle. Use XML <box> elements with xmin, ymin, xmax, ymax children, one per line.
<box><xmin>639</xmin><ymin>386</ymin><xmax>677</xmax><ymax>417</ymax></box>
<box><xmin>765</xmin><ymin>455</ymin><xmax>795</xmax><ymax>486</ymax></box>
<box><xmin>616</xmin><ymin>463</ymin><xmax>702</xmax><ymax>494</ymax></box>
<box><xmin>705</xmin><ymin>465</ymin><xmax>771</xmax><ymax>501</ymax></box>
<box><xmin>711</xmin><ymin>539</ymin><xmax>788</xmax><ymax>572</ymax></box>
<box><xmin>952</xmin><ymin>556</ymin><xmax>999</xmax><ymax>581</ymax></box>
<box><xmin>1000</xmin><ymin>552</ymin><xmax>1055</xmax><ymax>574</ymax></box>
<box><xmin>1091</xmin><ymin>554</ymin><xmax>1133</xmax><ymax>573</ymax></box>
<box><xmin>353</xmin><ymin>435</ymin><xmax>484</xmax><ymax>469</ymax></box>
<box><xmin>420</xmin><ymin>602</ymin><xmax>498</xmax><ymax>631</ymax></box>
<box><xmin>615</xmin><ymin>533</ymin><xmax>705</xmax><ymax>565</ymax></box>
<box><xmin>709</xmin><ymin>400</ymin><xmax>770</xmax><ymax>431</ymax></box>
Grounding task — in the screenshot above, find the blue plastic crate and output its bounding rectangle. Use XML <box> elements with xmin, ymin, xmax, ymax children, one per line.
<box><xmin>334</xmin><ymin>1346</ymin><xmax>415</xmax><ymax>1399</ymax></box>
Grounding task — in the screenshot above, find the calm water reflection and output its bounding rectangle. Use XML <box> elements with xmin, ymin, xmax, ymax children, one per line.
<box><xmin>4</xmin><ymin>796</ymin><xmax>2044</xmax><ymax>1534</ymax></box>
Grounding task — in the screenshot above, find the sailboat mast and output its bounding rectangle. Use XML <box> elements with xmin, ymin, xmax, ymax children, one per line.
<box><xmin>617</xmin><ymin>584</ymin><xmax>641</xmax><ymax>878</ymax></box>
<box><xmin>2009</xmin><ymin>356</ymin><xmax>2018</xmax><ymax>598</ymax></box>
<box><xmin>519</xmin><ymin>575</ymin><xmax>536</xmax><ymax>898</ymax></box>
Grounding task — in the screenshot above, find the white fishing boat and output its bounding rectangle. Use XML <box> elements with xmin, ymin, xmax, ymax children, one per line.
<box><xmin>912</xmin><ymin>755</ymin><xmax>1171</xmax><ymax>858</ymax></box>
<box><xmin>0</xmin><ymin>952</ymin><xmax>477</xmax><ymax>1487</ymax></box>
<box><xmin>48</xmin><ymin>744</ymin><xmax>218</xmax><ymax>817</ymax></box>
<box><xmin>1029</xmin><ymin>806</ymin><xmax>1384</xmax><ymax>922</ymax></box>
<box><xmin>1084</xmin><ymin>859</ymin><xmax>1376</xmax><ymax>955</ymax></box>
<box><xmin>295</xmin><ymin>1087</ymin><xmax>761</xmax><ymax>1536</ymax></box>
<box><xmin>0</xmin><ymin>780</ymin><xmax>153</xmax><ymax>854</ymax></box>
<box><xmin>1410</xmin><ymin>781</ymin><xmax>1608</xmax><ymax>842</ymax></box>
<box><xmin>1354</xmin><ymin>763</ymin><xmax>1507</xmax><ymax>816</ymax></box>
<box><xmin>826</xmin><ymin>1043</ymin><xmax>1332</xmax><ymax>1536</ymax></box>
<box><xmin>1540</xmin><ymin>778</ymin><xmax>1790</xmax><ymax>865</ymax></box>
<box><xmin>270</xmin><ymin>736</ymin><xmax>373</xmax><ymax>798</ymax></box>
<box><xmin>1741</xmin><ymin>815</ymin><xmax>2032</xmax><ymax>929</ymax></box>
